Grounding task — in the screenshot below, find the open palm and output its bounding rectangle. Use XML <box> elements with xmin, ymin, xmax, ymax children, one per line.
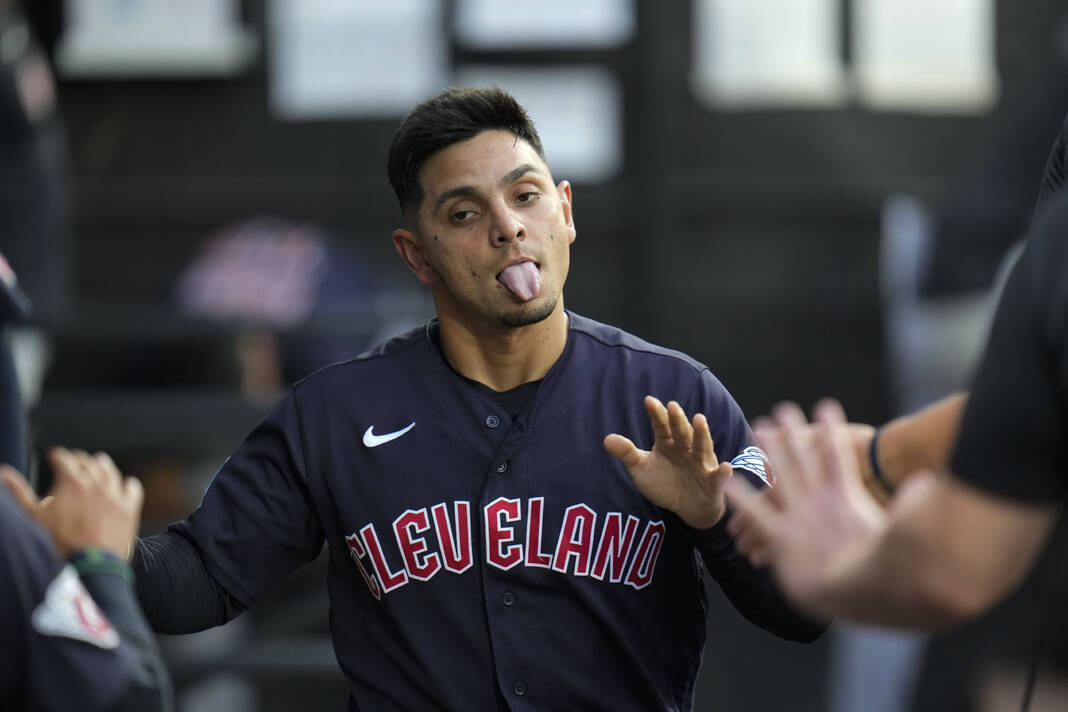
<box><xmin>605</xmin><ymin>396</ymin><xmax>733</xmax><ymax>530</ymax></box>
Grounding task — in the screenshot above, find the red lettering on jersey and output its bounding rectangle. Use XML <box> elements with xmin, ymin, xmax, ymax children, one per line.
<box><xmin>345</xmin><ymin>532</ymin><xmax>382</xmax><ymax>600</ymax></box>
<box><xmin>525</xmin><ymin>497</ymin><xmax>552</xmax><ymax>568</ymax></box>
<box><xmin>394</xmin><ymin>508</ymin><xmax>442</xmax><ymax>582</ymax></box>
<box><xmin>485</xmin><ymin>497</ymin><xmax>523</xmax><ymax>570</ymax></box>
<box><xmin>552</xmin><ymin>504</ymin><xmax>597</xmax><ymax>576</ymax></box>
<box><xmin>625</xmin><ymin>520</ymin><xmax>665</xmax><ymax>590</ymax></box>
<box><xmin>360</xmin><ymin>523</ymin><xmax>408</xmax><ymax>593</ymax></box>
<box><xmin>432</xmin><ymin>501</ymin><xmax>473</xmax><ymax>574</ymax></box>
<box><xmin>591</xmin><ymin>513</ymin><xmax>640</xmax><ymax>583</ymax></box>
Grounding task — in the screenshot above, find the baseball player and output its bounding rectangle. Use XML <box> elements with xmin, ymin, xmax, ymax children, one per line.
<box><xmin>131</xmin><ymin>87</ymin><xmax>824</xmax><ymax>710</ymax></box>
<box><xmin>0</xmin><ymin>252</ymin><xmax>171</xmax><ymax>711</ymax></box>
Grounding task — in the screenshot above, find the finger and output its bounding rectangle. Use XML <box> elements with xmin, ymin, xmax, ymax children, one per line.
<box><xmin>773</xmin><ymin>401</ymin><xmax>823</xmax><ymax>491</ymax></box>
<box><xmin>666</xmin><ymin>401</ymin><xmax>693</xmax><ymax>451</ymax></box>
<box><xmin>706</xmin><ymin>460</ymin><xmax>733</xmax><ymax>491</ymax></box>
<box><xmin>47</xmin><ymin>447</ymin><xmax>87</xmax><ymax>491</ymax></box>
<box><xmin>724</xmin><ymin>473</ymin><xmax>774</xmax><ymax>519</ymax></box>
<box><xmin>94</xmin><ymin>451</ymin><xmax>124</xmax><ymax>496</ymax></box>
<box><xmin>72</xmin><ymin>449</ymin><xmax>105</xmax><ymax>486</ymax></box>
<box><xmin>812</xmin><ymin>399</ymin><xmax>860</xmax><ymax>489</ymax></box>
<box><xmin>692</xmin><ymin>414</ymin><xmax>718</xmax><ymax>468</ymax></box>
<box><xmin>123</xmin><ymin>476</ymin><xmax>145</xmax><ymax>513</ymax></box>
<box><xmin>0</xmin><ymin>465</ymin><xmax>41</xmax><ymax>513</ymax></box>
<box><xmin>604</xmin><ymin>434</ymin><xmax>645</xmax><ymax>470</ymax></box>
<box><xmin>751</xmin><ymin>415</ymin><xmax>775</xmax><ymax>431</ymax></box>
<box><xmin>732</xmin><ymin>529</ymin><xmax>771</xmax><ymax>564</ymax></box>
<box><xmin>754</xmin><ymin>423</ymin><xmax>805</xmax><ymax>500</ymax></box>
<box><xmin>644</xmin><ymin>396</ymin><xmax>672</xmax><ymax>442</ymax></box>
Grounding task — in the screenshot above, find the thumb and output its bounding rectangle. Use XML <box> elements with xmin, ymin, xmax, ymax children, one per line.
<box><xmin>604</xmin><ymin>434</ymin><xmax>644</xmax><ymax>470</ymax></box>
<box><xmin>1</xmin><ymin>465</ymin><xmax>41</xmax><ymax>514</ymax></box>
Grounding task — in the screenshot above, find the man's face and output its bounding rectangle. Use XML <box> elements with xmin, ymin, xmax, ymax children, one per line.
<box><xmin>394</xmin><ymin>130</ymin><xmax>576</xmax><ymax>330</ymax></box>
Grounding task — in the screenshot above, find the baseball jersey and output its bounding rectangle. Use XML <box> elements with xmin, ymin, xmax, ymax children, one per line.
<box><xmin>172</xmin><ymin>311</ymin><xmax>821</xmax><ymax>711</ymax></box>
<box><xmin>0</xmin><ymin>487</ymin><xmax>170</xmax><ymax>711</ymax></box>
<box><xmin>951</xmin><ymin>193</ymin><xmax>1068</xmax><ymax>501</ymax></box>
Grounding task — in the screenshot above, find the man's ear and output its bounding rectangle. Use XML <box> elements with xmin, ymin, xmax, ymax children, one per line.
<box><xmin>556</xmin><ymin>180</ymin><xmax>576</xmax><ymax>244</ymax></box>
<box><xmin>393</xmin><ymin>228</ymin><xmax>440</xmax><ymax>285</ymax></box>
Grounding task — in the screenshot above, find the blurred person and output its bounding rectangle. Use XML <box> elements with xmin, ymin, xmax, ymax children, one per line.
<box><xmin>0</xmin><ymin>0</ymin><xmax>70</xmax><ymax>324</ymax></box>
<box><xmin>0</xmin><ymin>448</ymin><xmax>172</xmax><ymax>712</ymax></box>
<box><xmin>0</xmin><ymin>249</ymin><xmax>171</xmax><ymax>711</ymax></box>
<box><xmin>0</xmin><ymin>250</ymin><xmax>30</xmax><ymax>473</ymax></box>
<box><xmin>126</xmin><ymin>86</ymin><xmax>823</xmax><ymax>711</ymax></box>
<box><xmin>723</xmin><ymin>188</ymin><xmax>1068</xmax><ymax>633</ymax></box>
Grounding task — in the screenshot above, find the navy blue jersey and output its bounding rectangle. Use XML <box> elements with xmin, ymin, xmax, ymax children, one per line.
<box><xmin>0</xmin><ymin>488</ymin><xmax>167</xmax><ymax>711</ymax></box>
<box><xmin>173</xmin><ymin>311</ymin><xmax>819</xmax><ymax>711</ymax></box>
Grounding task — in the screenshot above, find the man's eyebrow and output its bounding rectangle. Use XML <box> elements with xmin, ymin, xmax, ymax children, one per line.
<box><xmin>500</xmin><ymin>163</ymin><xmax>542</xmax><ymax>187</ymax></box>
<box><xmin>433</xmin><ymin>186</ymin><xmax>476</xmax><ymax>213</ymax></box>
<box><xmin>431</xmin><ymin>163</ymin><xmax>544</xmax><ymax>214</ymax></box>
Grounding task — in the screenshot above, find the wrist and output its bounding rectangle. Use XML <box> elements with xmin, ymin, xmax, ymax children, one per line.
<box><xmin>868</xmin><ymin>428</ymin><xmax>895</xmax><ymax>495</ymax></box>
<box><xmin>68</xmin><ymin>548</ymin><xmax>134</xmax><ymax>584</ymax></box>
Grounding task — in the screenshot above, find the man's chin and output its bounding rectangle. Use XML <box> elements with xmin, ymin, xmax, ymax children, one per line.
<box><xmin>497</xmin><ymin>296</ymin><xmax>557</xmax><ymax>328</ymax></box>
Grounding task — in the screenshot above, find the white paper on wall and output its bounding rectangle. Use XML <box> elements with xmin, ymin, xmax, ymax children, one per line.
<box><xmin>455</xmin><ymin>0</ymin><xmax>634</xmax><ymax>49</ymax></box>
<box><xmin>455</xmin><ymin>66</ymin><xmax>623</xmax><ymax>184</ymax></box>
<box><xmin>57</xmin><ymin>0</ymin><xmax>256</xmax><ymax>77</ymax></box>
<box><xmin>853</xmin><ymin>0</ymin><xmax>998</xmax><ymax>113</ymax></box>
<box><xmin>690</xmin><ymin>0</ymin><xmax>845</xmax><ymax>108</ymax></box>
<box><xmin>268</xmin><ymin>0</ymin><xmax>447</xmax><ymax>120</ymax></box>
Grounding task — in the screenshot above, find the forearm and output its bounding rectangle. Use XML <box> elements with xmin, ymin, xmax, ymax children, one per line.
<box><xmin>810</xmin><ymin>475</ymin><xmax>1056</xmax><ymax>628</ymax></box>
<box><xmin>132</xmin><ymin>532</ymin><xmax>246</xmax><ymax>634</ymax></box>
<box><xmin>74</xmin><ymin>553</ymin><xmax>173</xmax><ymax>712</ymax></box>
<box><xmin>869</xmin><ymin>392</ymin><xmax>969</xmax><ymax>492</ymax></box>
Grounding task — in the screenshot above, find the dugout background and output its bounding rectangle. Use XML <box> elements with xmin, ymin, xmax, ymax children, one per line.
<box><xmin>8</xmin><ymin>1</ymin><xmax>1068</xmax><ymax>709</ymax></box>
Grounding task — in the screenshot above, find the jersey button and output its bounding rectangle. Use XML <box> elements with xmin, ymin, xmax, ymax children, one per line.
<box><xmin>496</xmin><ymin>462</ymin><xmax>508</xmax><ymax>474</ymax></box>
<box><xmin>513</xmin><ymin>681</ymin><xmax>527</xmax><ymax>697</ymax></box>
<box><xmin>485</xmin><ymin>415</ymin><xmax>500</xmax><ymax>428</ymax></box>
<box><xmin>502</xmin><ymin>591</ymin><xmax>516</xmax><ymax>606</ymax></box>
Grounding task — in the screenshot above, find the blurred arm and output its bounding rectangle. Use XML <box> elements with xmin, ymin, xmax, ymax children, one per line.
<box><xmin>816</xmin><ymin>473</ymin><xmax>1056</xmax><ymax>627</ymax></box>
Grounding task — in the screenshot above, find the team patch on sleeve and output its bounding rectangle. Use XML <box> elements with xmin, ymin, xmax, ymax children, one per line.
<box><xmin>730</xmin><ymin>446</ymin><xmax>774</xmax><ymax>487</ymax></box>
<box><xmin>31</xmin><ymin>565</ymin><xmax>119</xmax><ymax>650</ymax></box>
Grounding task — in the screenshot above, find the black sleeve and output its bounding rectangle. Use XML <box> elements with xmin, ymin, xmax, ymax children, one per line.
<box><xmin>132</xmin><ymin>531</ymin><xmax>247</xmax><ymax>634</ymax></box>
<box><xmin>951</xmin><ymin>193</ymin><xmax>1068</xmax><ymax>501</ymax></box>
<box><xmin>685</xmin><ymin>370</ymin><xmax>828</xmax><ymax>643</ymax></box>
<box><xmin>73</xmin><ymin>555</ymin><xmax>173</xmax><ymax>712</ymax></box>
<box><xmin>684</xmin><ymin>516</ymin><xmax>827</xmax><ymax>643</ymax></box>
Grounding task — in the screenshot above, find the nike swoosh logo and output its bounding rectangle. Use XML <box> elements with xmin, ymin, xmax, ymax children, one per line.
<box><xmin>363</xmin><ymin>422</ymin><xmax>415</xmax><ymax>448</ymax></box>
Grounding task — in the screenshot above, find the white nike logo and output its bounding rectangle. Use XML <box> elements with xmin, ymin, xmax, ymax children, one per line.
<box><xmin>363</xmin><ymin>422</ymin><xmax>415</xmax><ymax>448</ymax></box>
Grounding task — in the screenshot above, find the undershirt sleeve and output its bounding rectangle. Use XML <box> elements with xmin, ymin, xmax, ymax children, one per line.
<box><xmin>132</xmin><ymin>531</ymin><xmax>246</xmax><ymax>634</ymax></box>
<box><xmin>684</xmin><ymin>369</ymin><xmax>827</xmax><ymax>642</ymax></box>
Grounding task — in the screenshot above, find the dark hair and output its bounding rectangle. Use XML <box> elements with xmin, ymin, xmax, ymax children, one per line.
<box><xmin>387</xmin><ymin>87</ymin><xmax>547</xmax><ymax>217</ymax></box>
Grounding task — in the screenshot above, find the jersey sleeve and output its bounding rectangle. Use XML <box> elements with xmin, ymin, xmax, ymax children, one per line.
<box><xmin>951</xmin><ymin>197</ymin><xmax>1068</xmax><ymax>501</ymax></box>
<box><xmin>0</xmin><ymin>491</ymin><xmax>171</xmax><ymax>712</ymax></box>
<box><xmin>170</xmin><ymin>387</ymin><xmax>325</xmax><ymax>607</ymax></box>
<box><xmin>681</xmin><ymin>369</ymin><xmax>826</xmax><ymax>642</ymax></box>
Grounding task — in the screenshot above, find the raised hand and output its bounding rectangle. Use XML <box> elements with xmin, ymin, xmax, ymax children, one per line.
<box><xmin>1</xmin><ymin>447</ymin><xmax>143</xmax><ymax>559</ymax></box>
<box><xmin>604</xmin><ymin>396</ymin><xmax>733</xmax><ymax>530</ymax></box>
<box><xmin>724</xmin><ymin>400</ymin><xmax>886</xmax><ymax>617</ymax></box>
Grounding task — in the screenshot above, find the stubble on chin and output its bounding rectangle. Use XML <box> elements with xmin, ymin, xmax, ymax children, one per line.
<box><xmin>496</xmin><ymin>294</ymin><xmax>558</xmax><ymax>328</ymax></box>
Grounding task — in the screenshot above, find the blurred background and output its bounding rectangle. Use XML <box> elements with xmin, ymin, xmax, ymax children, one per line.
<box><xmin>4</xmin><ymin>0</ymin><xmax>1068</xmax><ymax>709</ymax></box>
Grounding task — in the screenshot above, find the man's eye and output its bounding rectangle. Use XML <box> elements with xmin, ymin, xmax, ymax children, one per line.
<box><xmin>451</xmin><ymin>210</ymin><xmax>475</xmax><ymax>223</ymax></box>
<box><xmin>516</xmin><ymin>192</ymin><xmax>540</xmax><ymax>204</ymax></box>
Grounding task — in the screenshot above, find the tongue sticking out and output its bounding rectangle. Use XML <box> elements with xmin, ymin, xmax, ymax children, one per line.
<box><xmin>498</xmin><ymin>262</ymin><xmax>541</xmax><ymax>301</ymax></box>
